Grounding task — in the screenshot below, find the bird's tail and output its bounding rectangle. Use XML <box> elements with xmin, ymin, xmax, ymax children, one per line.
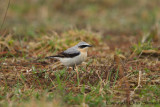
<box><xmin>45</xmin><ymin>56</ymin><xmax>59</xmax><ymax>59</ymax></box>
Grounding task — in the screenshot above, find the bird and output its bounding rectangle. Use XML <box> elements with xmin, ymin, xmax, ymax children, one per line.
<box><xmin>45</xmin><ymin>41</ymin><xmax>92</xmax><ymax>70</ymax></box>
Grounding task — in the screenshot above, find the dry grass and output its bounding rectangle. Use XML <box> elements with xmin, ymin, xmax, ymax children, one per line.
<box><xmin>0</xmin><ymin>29</ymin><xmax>160</xmax><ymax>106</ymax></box>
<box><xmin>0</xmin><ymin>0</ymin><xmax>160</xmax><ymax>107</ymax></box>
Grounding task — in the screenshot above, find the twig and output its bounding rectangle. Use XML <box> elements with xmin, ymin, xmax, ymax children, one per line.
<box><xmin>130</xmin><ymin>70</ymin><xmax>142</xmax><ymax>100</ymax></box>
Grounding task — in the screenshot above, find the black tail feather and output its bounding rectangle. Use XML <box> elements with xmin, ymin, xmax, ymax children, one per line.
<box><xmin>45</xmin><ymin>56</ymin><xmax>56</xmax><ymax>59</ymax></box>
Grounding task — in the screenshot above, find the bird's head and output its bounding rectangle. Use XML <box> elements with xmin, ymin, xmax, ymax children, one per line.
<box><xmin>77</xmin><ymin>41</ymin><xmax>92</xmax><ymax>52</ymax></box>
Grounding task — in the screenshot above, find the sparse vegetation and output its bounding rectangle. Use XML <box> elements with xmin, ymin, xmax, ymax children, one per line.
<box><xmin>0</xmin><ymin>0</ymin><xmax>160</xmax><ymax>107</ymax></box>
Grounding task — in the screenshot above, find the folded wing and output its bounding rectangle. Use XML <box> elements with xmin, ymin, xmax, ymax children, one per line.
<box><xmin>45</xmin><ymin>47</ymin><xmax>80</xmax><ymax>58</ymax></box>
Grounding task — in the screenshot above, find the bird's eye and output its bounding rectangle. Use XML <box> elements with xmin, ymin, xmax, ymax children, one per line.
<box><xmin>79</xmin><ymin>45</ymin><xmax>87</xmax><ymax>48</ymax></box>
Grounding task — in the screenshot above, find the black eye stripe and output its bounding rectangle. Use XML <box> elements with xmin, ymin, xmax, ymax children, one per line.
<box><xmin>79</xmin><ymin>45</ymin><xmax>88</xmax><ymax>48</ymax></box>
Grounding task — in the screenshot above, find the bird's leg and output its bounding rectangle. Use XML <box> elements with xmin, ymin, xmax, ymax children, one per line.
<box><xmin>72</xmin><ymin>66</ymin><xmax>75</xmax><ymax>71</ymax></box>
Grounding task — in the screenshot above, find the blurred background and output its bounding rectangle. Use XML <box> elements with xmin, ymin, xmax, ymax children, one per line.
<box><xmin>0</xmin><ymin>0</ymin><xmax>160</xmax><ymax>37</ymax></box>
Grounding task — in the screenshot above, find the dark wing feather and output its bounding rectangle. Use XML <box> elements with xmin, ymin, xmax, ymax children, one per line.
<box><xmin>45</xmin><ymin>46</ymin><xmax>80</xmax><ymax>59</ymax></box>
<box><xmin>58</xmin><ymin>46</ymin><xmax>80</xmax><ymax>58</ymax></box>
<box><xmin>45</xmin><ymin>50</ymin><xmax>80</xmax><ymax>59</ymax></box>
<box><xmin>54</xmin><ymin>51</ymin><xmax>80</xmax><ymax>58</ymax></box>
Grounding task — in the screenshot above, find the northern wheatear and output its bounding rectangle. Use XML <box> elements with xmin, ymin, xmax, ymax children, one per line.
<box><xmin>45</xmin><ymin>41</ymin><xmax>92</xmax><ymax>70</ymax></box>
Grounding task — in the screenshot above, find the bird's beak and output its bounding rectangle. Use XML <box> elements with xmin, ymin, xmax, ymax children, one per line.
<box><xmin>88</xmin><ymin>45</ymin><xmax>93</xmax><ymax>47</ymax></box>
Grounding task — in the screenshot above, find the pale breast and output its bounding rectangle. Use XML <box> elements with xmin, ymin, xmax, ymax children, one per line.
<box><xmin>80</xmin><ymin>51</ymin><xmax>87</xmax><ymax>61</ymax></box>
